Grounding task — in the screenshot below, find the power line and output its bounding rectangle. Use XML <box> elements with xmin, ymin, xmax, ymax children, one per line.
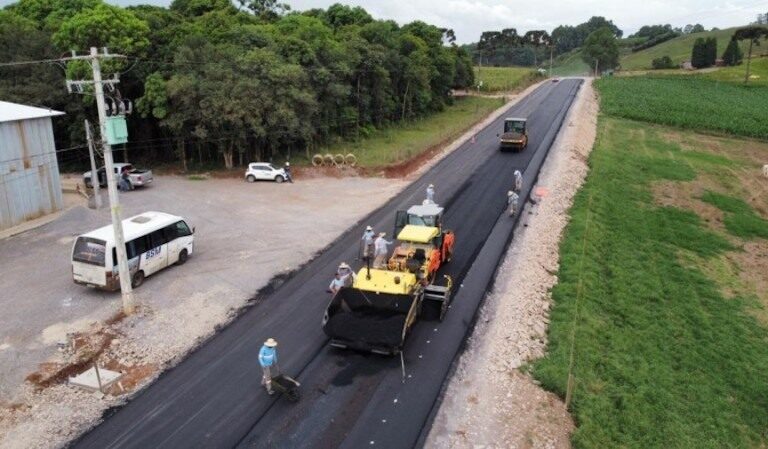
<box><xmin>0</xmin><ymin>57</ymin><xmax>70</xmax><ymax>67</ymax></box>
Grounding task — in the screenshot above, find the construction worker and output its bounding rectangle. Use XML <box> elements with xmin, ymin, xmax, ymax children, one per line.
<box><xmin>514</xmin><ymin>170</ymin><xmax>523</xmax><ymax>193</ymax></box>
<box><xmin>361</xmin><ymin>225</ymin><xmax>375</xmax><ymax>260</ymax></box>
<box><xmin>507</xmin><ymin>190</ymin><xmax>519</xmax><ymax>217</ymax></box>
<box><xmin>284</xmin><ymin>162</ymin><xmax>293</xmax><ymax>183</ymax></box>
<box><xmin>337</xmin><ymin>262</ymin><xmax>356</xmax><ymax>285</ymax></box>
<box><xmin>425</xmin><ymin>184</ymin><xmax>435</xmax><ymax>204</ymax></box>
<box><xmin>328</xmin><ymin>273</ymin><xmax>346</xmax><ymax>294</ymax></box>
<box><xmin>258</xmin><ymin>338</ymin><xmax>279</xmax><ymax>395</ymax></box>
<box><xmin>374</xmin><ymin>232</ymin><xmax>393</xmax><ymax>268</ymax></box>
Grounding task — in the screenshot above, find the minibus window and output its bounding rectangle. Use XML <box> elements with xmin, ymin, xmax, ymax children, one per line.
<box><xmin>73</xmin><ymin>237</ymin><xmax>107</xmax><ymax>266</ymax></box>
<box><xmin>175</xmin><ymin>221</ymin><xmax>192</xmax><ymax>237</ymax></box>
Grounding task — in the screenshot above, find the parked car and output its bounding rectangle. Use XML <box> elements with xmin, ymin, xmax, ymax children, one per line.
<box><xmin>245</xmin><ymin>162</ymin><xmax>287</xmax><ymax>183</ymax></box>
<box><xmin>84</xmin><ymin>163</ymin><xmax>153</xmax><ymax>189</ymax></box>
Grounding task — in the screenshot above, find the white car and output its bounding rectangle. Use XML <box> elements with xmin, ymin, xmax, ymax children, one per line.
<box><xmin>245</xmin><ymin>163</ymin><xmax>287</xmax><ymax>183</ymax></box>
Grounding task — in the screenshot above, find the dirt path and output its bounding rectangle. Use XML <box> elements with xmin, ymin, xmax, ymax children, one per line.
<box><xmin>425</xmin><ymin>79</ymin><xmax>598</xmax><ymax>448</ymax></box>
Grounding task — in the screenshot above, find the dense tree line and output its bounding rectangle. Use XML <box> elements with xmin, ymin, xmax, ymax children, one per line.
<box><xmin>0</xmin><ymin>0</ymin><xmax>475</xmax><ymax>169</ymax></box>
<box><xmin>468</xmin><ymin>16</ymin><xmax>622</xmax><ymax>67</ymax></box>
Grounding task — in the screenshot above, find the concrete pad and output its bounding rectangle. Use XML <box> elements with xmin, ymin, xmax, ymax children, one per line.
<box><xmin>68</xmin><ymin>366</ymin><xmax>123</xmax><ymax>392</ymax></box>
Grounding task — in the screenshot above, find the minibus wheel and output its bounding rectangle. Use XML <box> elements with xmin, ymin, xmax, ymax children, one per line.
<box><xmin>131</xmin><ymin>271</ymin><xmax>145</xmax><ymax>288</ymax></box>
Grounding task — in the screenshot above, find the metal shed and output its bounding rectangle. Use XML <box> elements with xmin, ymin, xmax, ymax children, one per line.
<box><xmin>0</xmin><ymin>101</ymin><xmax>65</xmax><ymax>230</ymax></box>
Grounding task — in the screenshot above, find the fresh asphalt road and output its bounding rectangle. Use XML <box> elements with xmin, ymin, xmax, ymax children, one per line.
<box><xmin>73</xmin><ymin>79</ymin><xmax>582</xmax><ymax>449</ymax></box>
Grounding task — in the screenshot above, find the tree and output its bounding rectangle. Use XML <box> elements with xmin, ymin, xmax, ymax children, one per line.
<box><xmin>522</xmin><ymin>30</ymin><xmax>550</xmax><ymax>66</ymax></box>
<box><xmin>581</xmin><ymin>27</ymin><xmax>619</xmax><ymax>73</ymax></box>
<box><xmin>170</xmin><ymin>0</ymin><xmax>236</xmax><ymax>17</ymax></box>
<box><xmin>322</xmin><ymin>3</ymin><xmax>372</xmax><ymax>29</ymax></box>
<box><xmin>691</xmin><ymin>24</ymin><xmax>706</xmax><ymax>33</ymax></box>
<box><xmin>706</xmin><ymin>37</ymin><xmax>717</xmax><ymax>66</ymax></box>
<box><xmin>691</xmin><ymin>37</ymin><xmax>707</xmax><ymax>68</ymax></box>
<box><xmin>53</xmin><ymin>3</ymin><xmax>150</xmax><ymax>54</ymax></box>
<box><xmin>551</xmin><ymin>25</ymin><xmax>580</xmax><ymax>54</ymax></box>
<box><xmin>238</xmin><ymin>0</ymin><xmax>290</xmax><ymax>22</ymax></box>
<box><xmin>7</xmin><ymin>0</ymin><xmax>100</xmax><ymax>31</ymax></box>
<box><xmin>722</xmin><ymin>38</ymin><xmax>743</xmax><ymax>66</ymax></box>
<box><xmin>577</xmin><ymin>16</ymin><xmax>622</xmax><ymax>40</ymax></box>
<box><xmin>732</xmin><ymin>26</ymin><xmax>768</xmax><ymax>83</ymax></box>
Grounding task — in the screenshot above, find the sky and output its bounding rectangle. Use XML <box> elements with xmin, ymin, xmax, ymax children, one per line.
<box><xmin>2</xmin><ymin>0</ymin><xmax>766</xmax><ymax>44</ymax></box>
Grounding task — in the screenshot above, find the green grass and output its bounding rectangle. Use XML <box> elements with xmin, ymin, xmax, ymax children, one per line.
<box><xmin>703</xmin><ymin>56</ymin><xmax>768</xmax><ymax>86</ymax></box>
<box><xmin>621</xmin><ymin>27</ymin><xmax>743</xmax><ymax>70</ymax></box>
<box><xmin>595</xmin><ymin>76</ymin><xmax>768</xmax><ymax>139</ymax></box>
<box><xmin>317</xmin><ymin>96</ymin><xmax>503</xmax><ymax>167</ymax></box>
<box><xmin>473</xmin><ymin>66</ymin><xmax>540</xmax><ymax>92</ymax></box>
<box><xmin>533</xmin><ymin>116</ymin><xmax>768</xmax><ymax>448</ymax></box>
<box><xmin>701</xmin><ymin>191</ymin><xmax>768</xmax><ymax>239</ymax></box>
<box><xmin>552</xmin><ymin>49</ymin><xmax>592</xmax><ymax>76</ymax></box>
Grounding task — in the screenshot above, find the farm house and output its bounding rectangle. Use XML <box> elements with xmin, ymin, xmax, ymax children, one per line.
<box><xmin>0</xmin><ymin>101</ymin><xmax>65</xmax><ymax>231</ymax></box>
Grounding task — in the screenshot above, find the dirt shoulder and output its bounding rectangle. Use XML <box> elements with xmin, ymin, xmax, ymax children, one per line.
<box><xmin>425</xmin><ymin>78</ymin><xmax>598</xmax><ymax>448</ymax></box>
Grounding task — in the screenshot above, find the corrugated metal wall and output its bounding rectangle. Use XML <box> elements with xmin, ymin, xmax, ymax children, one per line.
<box><xmin>0</xmin><ymin>117</ymin><xmax>63</xmax><ymax>230</ymax></box>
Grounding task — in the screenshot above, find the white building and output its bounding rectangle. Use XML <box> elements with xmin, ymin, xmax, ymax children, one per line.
<box><xmin>0</xmin><ymin>101</ymin><xmax>65</xmax><ymax>230</ymax></box>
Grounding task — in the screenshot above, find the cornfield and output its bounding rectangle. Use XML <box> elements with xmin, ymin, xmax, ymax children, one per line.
<box><xmin>596</xmin><ymin>76</ymin><xmax>768</xmax><ymax>139</ymax></box>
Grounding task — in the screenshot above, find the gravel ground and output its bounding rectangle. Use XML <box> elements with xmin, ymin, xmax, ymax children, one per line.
<box><xmin>0</xmin><ymin>175</ymin><xmax>406</xmax><ymax>449</ymax></box>
<box><xmin>425</xmin><ymin>78</ymin><xmax>598</xmax><ymax>449</ymax></box>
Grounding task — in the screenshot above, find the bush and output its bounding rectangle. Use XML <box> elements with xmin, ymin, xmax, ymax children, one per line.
<box><xmin>652</xmin><ymin>55</ymin><xmax>675</xmax><ymax>69</ymax></box>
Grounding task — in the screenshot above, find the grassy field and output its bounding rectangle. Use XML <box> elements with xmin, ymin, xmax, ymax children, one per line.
<box><xmin>533</xmin><ymin>116</ymin><xmax>768</xmax><ymax>448</ymax></box>
<box><xmin>621</xmin><ymin>27</ymin><xmax>742</xmax><ymax>70</ymax></box>
<box><xmin>473</xmin><ymin>66</ymin><xmax>540</xmax><ymax>92</ymax></box>
<box><xmin>596</xmin><ymin>76</ymin><xmax>768</xmax><ymax>139</ymax></box>
<box><xmin>316</xmin><ymin>96</ymin><xmax>503</xmax><ymax>167</ymax></box>
<box><xmin>703</xmin><ymin>56</ymin><xmax>768</xmax><ymax>86</ymax></box>
<box><xmin>551</xmin><ymin>49</ymin><xmax>591</xmax><ymax>76</ymax></box>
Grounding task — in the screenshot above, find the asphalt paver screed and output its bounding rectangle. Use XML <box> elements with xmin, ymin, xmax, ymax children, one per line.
<box><xmin>73</xmin><ymin>79</ymin><xmax>583</xmax><ymax>449</ymax></box>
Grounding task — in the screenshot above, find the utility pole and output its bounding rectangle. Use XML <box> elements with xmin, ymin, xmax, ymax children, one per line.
<box><xmin>549</xmin><ymin>45</ymin><xmax>554</xmax><ymax>78</ymax></box>
<box><xmin>594</xmin><ymin>59</ymin><xmax>599</xmax><ymax>77</ymax></box>
<box><xmin>67</xmin><ymin>47</ymin><xmax>135</xmax><ymax>315</ymax></box>
<box><xmin>84</xmin><ymin>119</ymin><xmax>102</xmax><ymax>210</ymax></box>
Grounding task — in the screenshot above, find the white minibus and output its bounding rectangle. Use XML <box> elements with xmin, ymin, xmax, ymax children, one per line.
<box><xmin>72</xmin><ymin>211</ymin><xmax>194</xmax><ymax>290</ymax></box>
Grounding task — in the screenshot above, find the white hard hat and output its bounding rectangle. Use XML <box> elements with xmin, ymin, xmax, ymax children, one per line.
<box><xmin>264</xmin><ymin>338</ymin><xmax>277</xmax><ymax>347</ymax></box>
<box><xmin>508</xmin><ymin>191</ymin><xmax>514</xmax><ymax>196</ymax></box>
<box><xmin>285</xmin><ymin>162</ymin><xmax>290</xmax><ymax>166</ymax></box>
<box><xmin>339</xmin><ymin>262</ymin><xmax>350</xmax><ymax>269</ymax></box>
<box><xmin>379</xmin><ymin>232</ymin><xmax>386</xmax><ymax>237</ymax></box>
<box><xmin>366</xmin><ymin>225</ymin><xmax>372</xmax><ymax>231</ymax></box>
<box><xmin>428</xmin><ymin>184</ymin><xmax>434</xmax><ymax>188</ymax></box>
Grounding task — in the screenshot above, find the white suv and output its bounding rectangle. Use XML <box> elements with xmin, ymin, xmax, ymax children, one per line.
<box><xmin>245</xmin><ymin>163</ymin><xmax>287</xmax><ymax>183</ymax></box>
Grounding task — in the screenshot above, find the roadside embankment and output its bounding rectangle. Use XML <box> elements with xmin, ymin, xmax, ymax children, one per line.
<box><xmin>426</xmin><ymin>78</ymin><xmax>598</xmax><ymax>448</ymax></box>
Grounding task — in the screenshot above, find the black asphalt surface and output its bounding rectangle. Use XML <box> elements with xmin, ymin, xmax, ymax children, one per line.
<box><xmin>72</xmin><ymin>79</ymin><xmax>582</xmax><ymax>449</ymax></box>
